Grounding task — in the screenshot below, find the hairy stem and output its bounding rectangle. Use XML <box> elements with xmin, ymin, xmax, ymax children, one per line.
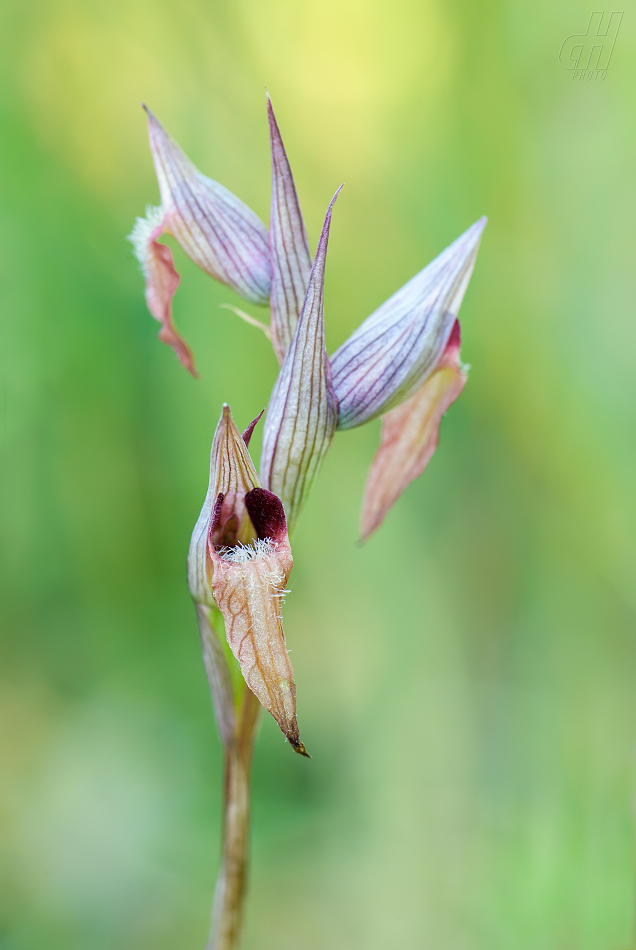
<box><xmin>206</xmin><ymin>687</ymin><xmax>261</xmax><ymax>950</ymax></box>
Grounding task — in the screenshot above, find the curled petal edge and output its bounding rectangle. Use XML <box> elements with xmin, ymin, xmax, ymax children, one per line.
<box><xmin>359</xmin><ymin>321</ymin><xmax>467</xmax><ymax>543</ymax></box>
<box><xmin>128</xmin><ymin>205</ymin><xmax>197</xmax><ymax>377</ymax></box>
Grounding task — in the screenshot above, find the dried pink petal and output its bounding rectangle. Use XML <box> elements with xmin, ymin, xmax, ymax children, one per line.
<box><xmin>129</xmin><ymin>206</ymin><xmax>197</xmax><ymax>376</ymax></box>
<box><xmin>359</xmin><ymin>321</ymin><xmax>467</xmax><ymax>542</ymax></box>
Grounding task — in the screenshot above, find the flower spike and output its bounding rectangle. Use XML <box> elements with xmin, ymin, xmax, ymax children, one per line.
<box><xmin>260</xmin><ymin>187</ymin><xmax>342</xmax><ymax>529</ymax></box>
<box><xmin>359</xmin><ymin>320</ymin><xmax>467</xmax><ymax>542</ymax></box>
<box><xmin>267</xmin><ymin>93</ymin><xmax>312</xmax><ymax>364</ymax></box>
<box><xmin>331</xmin><ymin>217</ymin><xmax>486</xmax><ymax>429</ymax></box>
<box><xmin>188</xmin><ymin>405</ymin><xmax>307</xmax><ymax>755</ymax></box>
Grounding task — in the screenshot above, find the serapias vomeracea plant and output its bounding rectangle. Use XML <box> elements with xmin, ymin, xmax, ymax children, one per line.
<box><xmin>129</xmin><ymin>92</ymin><xmax>486</xmax><ymax>950</ymax></box>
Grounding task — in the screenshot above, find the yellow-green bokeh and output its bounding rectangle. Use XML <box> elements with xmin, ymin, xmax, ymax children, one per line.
<box><xmin>1</xmin><ymin>0</ymin><xmax>635</xmax><ymax>947</ymax></box>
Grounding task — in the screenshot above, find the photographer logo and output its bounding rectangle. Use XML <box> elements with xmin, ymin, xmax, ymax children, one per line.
<box><xmin>559</xmin><ymin>11</ymin><xmax>623</xmax><ymax>80</ymax></box>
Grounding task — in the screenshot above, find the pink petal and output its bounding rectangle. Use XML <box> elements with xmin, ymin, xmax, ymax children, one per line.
<box><xmin>360</xmin><ymin>321</ymin><xmax>467</xmax><ymax>542</ymax></box>
<box><xmin>129</xmin><ymin>208</ymin><xmax>197</xmax><ymax>377</ymax></box>
<box><xmin>207</xmin><ymin>531</ymin><xmax>307</xmax><ymax>755</ymax></box>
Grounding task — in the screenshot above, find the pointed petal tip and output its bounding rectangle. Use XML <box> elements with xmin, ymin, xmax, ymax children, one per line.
<box><xmin>315</xmin><ymin>184</ymin><xmax>343</xmax><ymax>248</ymax></box>
<box><xmin>242</xmin><ymin>409</ymin><xmax>265</xmax><ymax>447</ymax></box>
<box><xmin>332</xmin><ymin>183</ymin><xmax>345</xmax><ymax>203</ymax></box>
<box><xmin>465</xmin><ymin>215</ymin><xmax>488</xmax><ymax>243</ymax></box>
<box><xmin>266</xmin><ymin>92</ymin><xmax>281</xmax><ymax>136</ymax></box>
<box><xmin>456</xmin><ymin>215</ymin><xmax>487</xmax><ymax>245</ymax></box>
<box><xmin>291</xmin><ymin>738</ymin><xmax>311</xmax><ymax>758</ymax></box>
<box><xmin>325</xmin><ymin>183</ymin><xmax>344</xmax><ymax>217</ymax></box>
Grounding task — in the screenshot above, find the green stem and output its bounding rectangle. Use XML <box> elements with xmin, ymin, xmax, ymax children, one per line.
<box><xmin>206</xmin><ymin>687</ymin><xmax>261</xmax><ymax>950</ymax></box>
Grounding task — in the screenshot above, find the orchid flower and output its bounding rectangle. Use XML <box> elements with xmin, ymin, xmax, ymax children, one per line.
<box><xmin>188</xmin><ymin>404</ymin><xmax>308</xmax><ymax>757</ymax></box>
<box><xmin>130</xmin><ymin>91</ymin><xmax>487</xmax><ymax>950</ymax></box>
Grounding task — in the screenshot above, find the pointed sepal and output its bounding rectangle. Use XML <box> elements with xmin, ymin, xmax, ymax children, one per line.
<box><xmin>145</xmin><ymin>106</ymin><xmax>271</xmax><ymax>305</ymax></box>
<box><xmin>260</xmin><ymin>188</ymin><xmax>342</xmax><ymax>530</ymax></box>
<box><xmin>267</xmin><ymin>93</ymin><xmax>312</xmax><ymax>363</ymax></box>
<box><xmin>331</xmin><ymin>217</ymin><xmax>486</xmax><ymax>429</ymax></box>
<box><xmin>359</xmin><ymin>320</ymin><xmax>467</xmax><ymax>542</ymax></box>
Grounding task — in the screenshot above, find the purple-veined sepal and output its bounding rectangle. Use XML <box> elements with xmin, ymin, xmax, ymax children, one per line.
<box><xmin>145</xmin><ymin>106</ymin><xmax>271</xmax><ymax>304</ymax></box>
<box><xmin>331</xmin><ymin>217</ymin><xmax>486</xmax><ymax>429</ymax></box>
<box><xmin>131</xmin><ymin>107</ymin><xmax>273</xmax><ymax>370</ymax></box>
<box><xmin>260</xmin><ymin>188</ymin><xmax>342</xmax><ymax>530</ymax></box>
<box><xmin>267</xmin><ymin>93</ymin><xmax>312</xmax><ymax>364</ymax></box>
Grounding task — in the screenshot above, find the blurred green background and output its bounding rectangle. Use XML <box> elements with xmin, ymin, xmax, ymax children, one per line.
<box><xmin>1</xmin><ymin>0</ymin><xmax>636</xmax><ymax>947</ymax></box>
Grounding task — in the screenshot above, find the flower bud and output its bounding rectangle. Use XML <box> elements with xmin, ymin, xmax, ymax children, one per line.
<box><xmin>188</xmin><ymin>405</ymin><xmax>308</xmax><ymax>755</ymax></box>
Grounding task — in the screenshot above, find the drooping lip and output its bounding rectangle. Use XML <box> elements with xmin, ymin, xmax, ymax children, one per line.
<box><xmin>204</xmin><ymin>493</ymin><xmax>308</xmax><ymax>756</ymax></box>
